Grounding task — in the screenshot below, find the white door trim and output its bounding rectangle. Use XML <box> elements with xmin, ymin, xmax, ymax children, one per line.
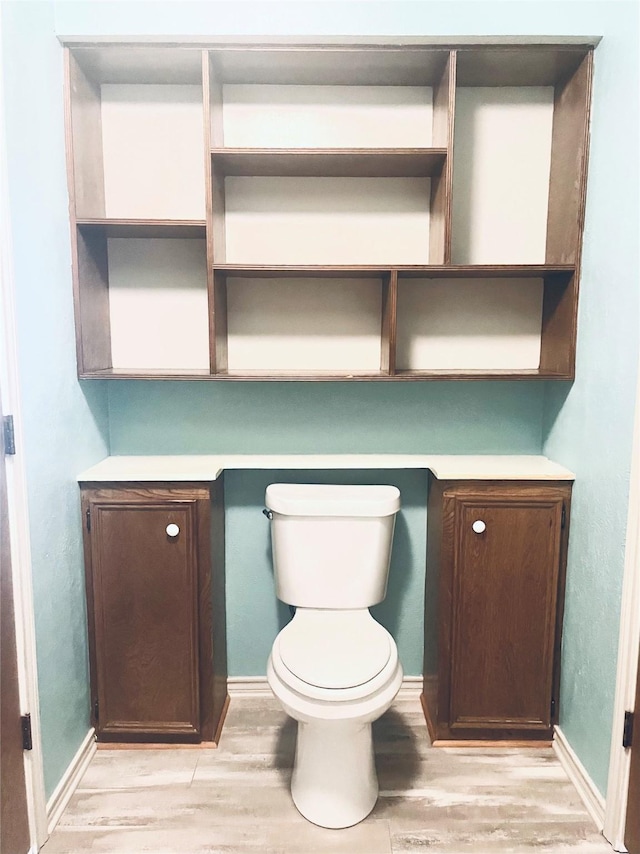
<box><xmin>603</xmin><ymin>365</ymin><xmax>640</xmax><ymax>852</ymax></box>
<box><xmin>0</xmin><ymin>16</ymin><xmax>48</xmax><ymax>847</ymax></box>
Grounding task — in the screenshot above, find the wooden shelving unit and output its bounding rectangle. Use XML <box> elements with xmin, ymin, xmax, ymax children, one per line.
<box><xmin>64</xmin><ymin>42</ymin><xmax>593</xmax><ymax>380</ymax></box>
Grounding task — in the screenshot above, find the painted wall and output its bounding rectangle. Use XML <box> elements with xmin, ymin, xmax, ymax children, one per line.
<box><xmin>1</xmin><ymin>1</ymin><xmax>110</xmax><ymax>798</ymax></box>
<box><xmin>107</xmin><ymin>381</ymin><xmax>544</xmax><ymax>676</ymax></box>
<box><xmin>542</xmin><ymin>5</ymin><xmax>639</xmax><ymax>794</ymax></box>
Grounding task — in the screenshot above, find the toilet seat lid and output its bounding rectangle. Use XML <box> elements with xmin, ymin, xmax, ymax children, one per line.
<box><xmin>277</xmin><ymin>610</ymin><xmax>392</xmax><ymax>690</ymax></box>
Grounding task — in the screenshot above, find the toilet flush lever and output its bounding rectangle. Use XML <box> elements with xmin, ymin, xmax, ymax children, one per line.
<box><xmin>472</xmin><ymin>520</ymin><xmax>486</xmax><ymax>534</ymax></box>
<box><xmin>262</xmin><ymin>509</ymin><xmax>273</xmax><ymax>521</ymax></box>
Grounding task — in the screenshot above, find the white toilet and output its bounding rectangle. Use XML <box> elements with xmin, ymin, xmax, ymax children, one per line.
<box><xmin>265</xmin><ymin>483</ymin><xmax>403</xmax><ymax>829</ymax></box>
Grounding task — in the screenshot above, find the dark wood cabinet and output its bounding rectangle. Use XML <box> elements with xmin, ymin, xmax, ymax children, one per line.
<box><xmin>63</xmin><ymin>42</ymin><xmax>593</xmax><ymax>381</ymax></box>
<box><xmin>422</xmin><ymin>478</ymin><xmax>571</xmax><ymax>743</ymax></box>
<box><xmin>81</xmin><ymin>480</ymin><xmax>228</xmax><ymax>743</ymax></box>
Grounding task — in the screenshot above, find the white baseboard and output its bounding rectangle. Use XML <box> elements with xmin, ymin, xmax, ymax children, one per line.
<box><xmin>553</xmin><ymin>726</ymin><xmax>606</xmax><ymax>831</ymax></box>
<box><xmin>228</xmin><ymin>675</ymin><xmax>423</xmax><ymax>697</ymax></box>
<box><xmin>46</xmin><ymin>728</ymin><xmax>96</xmax><ymax>835</ymax></box>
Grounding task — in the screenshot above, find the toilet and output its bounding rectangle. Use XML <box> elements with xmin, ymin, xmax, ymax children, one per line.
<box><xmin>265</xmin><ymin>483</ymin><xmax>403</xmax><ymax>829</ymax></box>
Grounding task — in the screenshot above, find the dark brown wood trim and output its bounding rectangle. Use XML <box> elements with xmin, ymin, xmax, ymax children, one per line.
<box><xmin>211</xmin><ymin>148</ymin><xmax>447</xmax><ymax>178</ymax></box>
<box><xmin>380</xmin><ymin>270</ymin><xmax>397</xmax><ymax>375</ymax></box>
<box><xmin>203</xmin><ymin>50</ymin><xmax>217</xmax><ymax>375</ymax></box>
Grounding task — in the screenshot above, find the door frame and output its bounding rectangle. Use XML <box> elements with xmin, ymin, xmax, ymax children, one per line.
<box><xmin>0</xmin><ymin>21</ymin><xmax>48</xmax><ymax>847</ymax></box>
<box><xmin>604</xmin><ymin>365</ymin><xmax>640</xmax><ymax>851</ymax></box>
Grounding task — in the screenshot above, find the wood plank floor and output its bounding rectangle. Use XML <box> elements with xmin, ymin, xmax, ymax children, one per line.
<box><xmin>43</xmin><ymin>694</ymin><xmax>612</xmax><ymax>853</ymax></box>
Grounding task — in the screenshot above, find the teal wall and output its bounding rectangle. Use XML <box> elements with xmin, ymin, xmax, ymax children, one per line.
<box><xmin>542</xmin><ymin>6</ymin><xmax>639</xmax><ymax>795</ymax></box>
<box><xmin>1</xmin><ymin>1</ymin><xmax>110</xmax><ymax>798</ymax></box>
<box><xmin>2</xmin><ymin>0</ymin><xmax>636</xmax><ymax>801</ymax></box>
<box><xmin>107</xmin><ymin>381</ymin><xmax>544</xmax><ymax>678</ymax></box>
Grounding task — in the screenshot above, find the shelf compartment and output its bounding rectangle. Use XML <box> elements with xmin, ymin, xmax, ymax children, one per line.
<box><xmin>66</xmin><ymin>48</ymin><xmax>205</xmax><ymax>221</ymax></box>
<box><xmin>218</xmin><ymin>176</ymin><xmax>433</xmax><ymax>265</ymax></box>
<box><xmin>395</xmin><ymin>270</ymin><xmax>575</xmax><ymax>377</ymax></box>
<box><xmin>219</xmin><ymin>84</ymin><xmax>436</xmax><ymax>149</ymax></box>
<box><xmin>211</xmin><ymin>148</ymin><xmax>447</xmax><ymax>178</ymax></box>
<box><xmin>75</xmin><ymin>224</ymin><xmax>209</xmax><ymax>375</ymax></box>
<box><xmin>206</xmin><ymin>50</ymin><xmax>455</xmax><ymax>265</ymax></box>
<box><xmin>451</xmin><ymin>47</ymin><xmax>592</xmax><ymax>266</ymax></box>
<box><xmin>212</xmin><ymin>271</ymin><xmax>393</xmax><ymax>376</ymax></box>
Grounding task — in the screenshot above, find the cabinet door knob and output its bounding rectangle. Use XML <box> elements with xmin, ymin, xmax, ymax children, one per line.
<box><xmin>472</xmin><ymin>520</ymin><xmax>486</xmax><ymax>534</ymax></box>
<box><xmin>166</xmin><ymin>523</ymin><xmax>180</xmax><ymax>538</ymax></box>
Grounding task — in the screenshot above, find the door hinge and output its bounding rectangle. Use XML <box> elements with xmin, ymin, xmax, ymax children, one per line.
<box><xmin>3</xmin><ymin>415</ymin><xmax>16</xmax><ymax>455</ymax></box>
<box><xmin>561</xmin><ymin>504</ymin><xmax>566</xmax><ymax>529</ymax></box>
<box><xmin>623</xmin><ymin>710</ymin><xmax>634</xmax><ymax>748</ymax></box>
<box><xmin>21</xmin><ymin>714</ymin><xmax>33</xmax><ymax>751</ymax></box>
<box><xmin>93</xmin><ymin>699</ymin><xmax>99</xmax><ymax>722</ymax></box>
<box><xmin>550</xmin><ymin>697</ymin><xmax>557</xmax><ymax>720</ymax></box>
<box><xmin>86</xmin><ymin>508</ymin><xmax>91</xmax><ymax>532</ymax></box>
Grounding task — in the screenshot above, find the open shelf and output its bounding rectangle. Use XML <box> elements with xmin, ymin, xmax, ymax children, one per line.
<box><xmin>395</xmin><ymin>269</ymin><xmax>575</xmax><ymax>378</ymax></box>
<box><xmin>65</xmin><ymin>43</ymin><xmax>593</xmax><ymax>381</ymax></box>
<box><xmin>77</xmin><ymin>219</ymin><xmax>206</xmax><ymax>238</ymax></box>
<box><xmin>66</xmin><ymin>49</ymin><xmax>205</xmax><ymax>221</ymax></box>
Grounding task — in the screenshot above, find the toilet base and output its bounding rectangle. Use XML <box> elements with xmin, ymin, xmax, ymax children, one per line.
<box><xmin>291</xmin><ymin>720</ymin><xmax>378</xmax><ymax>829</ymax></box>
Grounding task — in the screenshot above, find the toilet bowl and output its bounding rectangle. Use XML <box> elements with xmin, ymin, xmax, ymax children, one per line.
<box><xmin>264</xmin><ymin>483</ymin><xmax>402</xmax><ymax>829</ymax></box>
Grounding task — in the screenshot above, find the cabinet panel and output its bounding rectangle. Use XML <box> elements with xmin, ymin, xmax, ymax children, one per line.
<box><xmin>422</xmin><ymin>479</ymin><xmax>571</xmax><ymax>742</ymax></box>
<box><xmin>450</xmin><ymin>496</ymin><xmax>562</xmax><ymax>730</ymax></box>
<box><xmin>91</xmin><ymin>501</ymin><xmax>200</xmax><ymax>738</ymax></box>
<box><xmin>82</xmin><ymin>483</ymin><xmax>228</xmax><ymax>743</ymax></box>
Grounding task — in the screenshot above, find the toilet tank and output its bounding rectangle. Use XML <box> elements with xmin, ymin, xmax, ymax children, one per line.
<box><xmin>265</xmin><ymin>483</ymin><xmax>401</xmax><ymax>608</ymax></box>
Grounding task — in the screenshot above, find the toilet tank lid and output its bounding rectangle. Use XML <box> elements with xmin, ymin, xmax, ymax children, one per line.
<box><xmin>265</xmin><ymin>483</ymin><xmax>400</xmax><ymax>517</ymax></box>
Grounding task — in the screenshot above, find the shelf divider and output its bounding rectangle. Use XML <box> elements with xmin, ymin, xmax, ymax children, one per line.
<box><xmin>381</xmin><ymin>270</ymin><xmax>398</xmax><ymax>376</ymax></box>
<box><xmin>429</xmin><ymin>50</ymin><xmax>456</xmax><ymax>264</ymax></box>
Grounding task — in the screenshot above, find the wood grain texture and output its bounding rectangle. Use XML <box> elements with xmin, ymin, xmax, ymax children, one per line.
<box><xmin>75</xmin><ymin>225</ymin><xmax>113</xmax><ymax>373</ymax></box>
<box><xmin>202</xmin><ymin>51</ymin><xmax>218</xmax><ymax>374</ymax></box>
<box><xmin>423</xmin><ymin>480</ymin><xmax>572</xmax><ymax>741</ymax></box>
<box><xmin>77</xmin><ymin>219</ymin><xmax>206</xmax><ymax>238</ymax></box>
<box><xmin>209</xmin><ymin>46</ymin><xmax>450</xmax><ymax>86</ymax></box>
<box><xmin>545</xmin><ymin>51</ymin><xmax>594</xmax><ymax>266</ymax></box>
<box><xmin>540</xmin><ymin>271</ymin><xmax>578</xmax><ymax>387</ymax></box>
<box><xmin>380</xmin><ymin>271</ymin><xmax>397</xmax><ymax>375</ymax></box>
<box><xmin>450</xmin><ymin>496</ymin><xmax>562</xmax><ymax>731</ymax></box>
<box><xmin>44</xmin><ymin>694</ymin><xmax>611</xmax><ymax>854</ymax></box>
<box><xmin>429</xmin><ymin>51</ymin><xmax>456</xmax><ymax>264</ymax></box>
<box><xmin>456</xmin><ymin>46</ymin><xmax>589</xmax><ymax>87</ymax></box>
<box><xmin>65</xmin><ymin>49</ymin><xmax>106</xmax><ymax>219</ymax></box>
<box><xmin>82</xmin><ymin>485</ymin><xmax>223</xmax><ymax>744</ymax></box>
<box><xmin>211</xmin><ymin>148</ymin><xmax>447</xmax><ymax>178</ymax></box>
<box><xmin>210</xmin><ymin>476</ymin><xmax>229</xmax><ymax>740</ymax></box>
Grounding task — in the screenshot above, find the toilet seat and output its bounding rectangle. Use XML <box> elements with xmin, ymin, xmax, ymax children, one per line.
<box><xmin>271</xmin><ymin>610</ymin><xmax>398</xmax><ymax>703</ymax></box>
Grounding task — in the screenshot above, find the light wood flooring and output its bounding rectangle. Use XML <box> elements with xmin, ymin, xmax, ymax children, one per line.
<box><xmin>43</xmin><ymin>694</ymin><xmax>612</xmax><ymax>853</ymax></box>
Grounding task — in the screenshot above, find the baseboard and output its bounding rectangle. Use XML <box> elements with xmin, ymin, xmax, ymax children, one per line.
<box><xmin>46</xmin><ymin>728</ymin><xmax>96</xmax><ymax>835</ymax></box>
<box><xmin>553</xmin><ymin>726</ymin><xmax>606</xmax><ymax>831</ymax></box>
<box><xmin>228</xmin><ymin>675</ymin><xmax>423</xmax><ymax>698</ymax></box>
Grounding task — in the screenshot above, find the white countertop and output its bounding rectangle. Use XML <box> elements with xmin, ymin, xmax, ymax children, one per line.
<box><xmin>77</xmin><ymin>454</ymin><xmax>574</xmax><ymax>482</ymax></box>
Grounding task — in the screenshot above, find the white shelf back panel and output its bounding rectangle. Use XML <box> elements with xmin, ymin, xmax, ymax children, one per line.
<box><xmin>221</xmin><ymin>84</ymin><xmax>433</xmax><ymax>148</ymax></box>
<box><xmin>226</xmin><ymin>277</ymin><xmax>382</xmax><ymax>371</ymax></box>
<box><xmin>101</xmin><ymin>84</ymin><xmax>205</xmax><ymax>219</ymax></box>
<box><xmin>396</xmin><ymin>278</ymin><xmax>544</xmax><ymax>370</ymax></box>
<box><xmin>224</xmin><ymin>177</ymin><xmax>431</xmax><ymax>264</ymax></box>
<box><xmin>451</xmin><ymin>87</ymin><xmax>554</xmax><ymax>265</ymax></box>
<box><xmin>108</xmin><ymin>238</ymin><xmax>209</xmax><ymax>370</ymax></box>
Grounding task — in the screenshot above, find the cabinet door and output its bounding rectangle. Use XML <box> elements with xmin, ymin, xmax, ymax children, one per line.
<box><xmin>89</xmin><ymin>499</ymin><xmax>200</xmax><ymax>740</ymax></box>
<box><xmin>449</xmin><ymin>492</ymin><xmax>564</xmax><ymax>734</ymax></box>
